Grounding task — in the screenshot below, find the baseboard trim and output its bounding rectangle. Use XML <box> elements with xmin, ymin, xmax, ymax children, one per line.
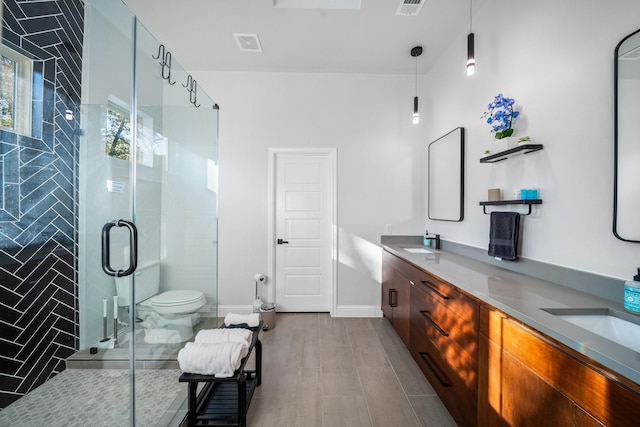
<box><xmin>218</xmin><ymin>304</ymin><xmax>383</xmax><ymax>318</ymax></box>
<box><xmin>333</xmin><ymin>305</ymin><xmax>383</xmax><ymax>318</ymax></box>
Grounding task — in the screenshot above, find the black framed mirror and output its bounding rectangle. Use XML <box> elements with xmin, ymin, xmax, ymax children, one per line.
<box><xmin>614</xmin><ymin>28</ymin><xmax>640</xmax><ymax>242</ymax></box>
<box><xmin>428</xmin><ymin>127</ymin><xmax>465</xmax><ymax>221</ymax></box>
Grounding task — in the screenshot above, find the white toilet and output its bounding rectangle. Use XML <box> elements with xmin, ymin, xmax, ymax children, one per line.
<box><xmin>115</xmin><ymin>261</ymin><xmax>206</xmax><ymax>344</ymax></box>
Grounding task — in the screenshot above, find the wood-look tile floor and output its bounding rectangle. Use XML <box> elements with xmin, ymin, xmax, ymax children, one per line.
<box><xmin>246</xmin><ymin>313</ymin><xmax>457</xmax><ymax>427</ymax></box>
<box><xmin>0</xmin><ymin>313</ymin><xmax>457</xmax><ymax>426</ymax></box>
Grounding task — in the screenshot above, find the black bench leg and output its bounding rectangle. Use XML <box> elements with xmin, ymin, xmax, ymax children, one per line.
<box><xmin>256</xmin><ymin>338</ymin><xmax>262</xmax><ymax>387</ymax></box>
<box><xmin>188</xmin><ymin>382</ymin><xmax>198</xmax><ymax>426</ymax></box>
<box><xmin>238</xmin><ymin>374</ymin><xmax>247</xmax><ymax>427</ymax></box>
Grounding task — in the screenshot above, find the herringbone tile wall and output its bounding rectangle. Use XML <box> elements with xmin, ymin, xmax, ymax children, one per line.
<box><xmin>0</xmin><ymin>0</ymin><xmax>83</xmax><ymax>408</ymax></box>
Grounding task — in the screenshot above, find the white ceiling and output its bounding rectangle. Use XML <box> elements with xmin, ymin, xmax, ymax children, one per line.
<box><xmin>122</xmin><ymin>0</ymin><xmax>480</xmax><ymax>75</ymax></box>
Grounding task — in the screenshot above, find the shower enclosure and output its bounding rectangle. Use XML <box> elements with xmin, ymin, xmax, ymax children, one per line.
<box><xmin>78</xmin><ymin>0</ymin><xmax>218</xmax><ymax>423</ymax></box>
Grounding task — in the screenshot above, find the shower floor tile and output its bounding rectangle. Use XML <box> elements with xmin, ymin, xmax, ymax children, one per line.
<box><xmin>0</xmin><ymin>369</ymin><xmax>186</xmax><ymax>427</ymax></box>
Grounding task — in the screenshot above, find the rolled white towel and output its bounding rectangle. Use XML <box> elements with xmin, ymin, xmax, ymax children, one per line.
<box><xmin>223</xmin><ymin>313</ymin><xmax>260</xmax><ymax>328</ymax></box>
<box><xmin>194</xmin><ymin>328</ymin><xmax>252</xmax><ymax>348</ymax></box>
<box><xmin>177</xmin><ymin>342</ymin><xmax>249</xmax><ymax>377</ymax></box>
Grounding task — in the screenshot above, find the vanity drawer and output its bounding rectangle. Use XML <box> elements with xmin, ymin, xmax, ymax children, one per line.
<box><xmin>410</xmin><ymin>287</ymin><xmax>479</xmax><ymax>365</ymax></box>
<box><xmin>410</xmin><ymin>327</ymin><xmax>477</xmax><ymax>427</ymax></box>
<box><xmin>412</xmin><ymin>320</ymin><xmax>478</xmax><ymax>391</ymax></box>
<box><xmin>410</xmin><ymin>279</ymin><xmax>479</xmax><ymax>331</ymax></box>
<box><xmin>410</xmin><ymin>270</ymin><xmax>479</xmax><ymax>325</ymax></box>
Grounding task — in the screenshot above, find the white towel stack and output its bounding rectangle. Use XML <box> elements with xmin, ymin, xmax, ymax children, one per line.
<box><xmin>223</xmin><ymin>313</ymin><xmax>260</xmax><ymax>328</ymax></box>
<box><xmin>178</xmin><ymin>327</ymin><xmax>254</xmax><ymax>377</ymax></box>
<box><xmin>194</xmin><ymin>328</ymin><xmax>252</xmax><ymax>347</ymax></box>
<box><xmin>177</xmin><ymin>342</ymin><xmax>248</xmax><ymax>377</ymax></box>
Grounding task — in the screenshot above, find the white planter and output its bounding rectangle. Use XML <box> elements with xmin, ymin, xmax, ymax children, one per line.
<box><xmin>491</xmin><ymin>136</ymin><xmax>518</xmax><ymax>152</ymax></box>
<box><xmin>505</xmin><ymin>136</ymin><xmax>519</xmax><ymax>149</ymax></box>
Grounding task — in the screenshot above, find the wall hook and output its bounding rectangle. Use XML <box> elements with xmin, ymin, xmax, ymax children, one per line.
<box><xmin>153</xmin><ymin>44</ymin><xmax>175</xmax><ymax>85</ymax></box>
<box><xmin>184</xmin><ymin>75</ymin><xmax>201</xmax><ymax>107</ymax></box>
<box><xmin>182</xmin><ymin>74</ymin><xmax>193</xmax><ymax>88</ymax></box>
<box><xmin>162</xmin><ymin>52</ymin><xmax>176</xmax><ymax>85</ymax></box>
<box><xmin>152</xmin><ymin>44</ymin><xmax>164</xmax><ymax>61</ymax></box>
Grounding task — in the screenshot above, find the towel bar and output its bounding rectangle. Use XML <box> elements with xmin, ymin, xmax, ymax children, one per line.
<box><xmin>480</xmin><ymin>199</ymin><xmax>542</xmax><ymax>216</ymax></box>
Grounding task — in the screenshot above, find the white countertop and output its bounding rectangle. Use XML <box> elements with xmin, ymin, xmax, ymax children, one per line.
<box><xmin>382</xmin><ymin>242</ymin><xmax>640</xmax><ymax>385</ymax></box>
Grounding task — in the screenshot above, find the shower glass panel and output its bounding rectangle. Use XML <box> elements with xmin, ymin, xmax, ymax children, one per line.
<box><xmin>79</xmin><ymin>0</ymin><xmax>218</xmax><ymax>424</ymax></box>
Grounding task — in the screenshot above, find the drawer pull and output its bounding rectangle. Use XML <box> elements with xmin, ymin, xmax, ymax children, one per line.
<box><xmin>418</xmin><ymin>352</ymin><xmax>452</xmax><ymax>387</ymax></box>
<box><xmin>420</xmin><ymin>310</ymin><xmax>449</xmax><ymax>337</ymax></box>
<box><xmin>420</xmin><ymin>280</ymin><xmax>450</xmax><ymax>300</ymax></box>
<box><xmin>389</xmin><ymin>289</ymin><xmax>398</xmax><ymax>307</ymax></box>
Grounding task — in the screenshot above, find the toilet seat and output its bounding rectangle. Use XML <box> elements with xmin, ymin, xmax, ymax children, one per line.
<box><xmin>145</xmin><ymin>290</ymin><xmax>206</xmax><ymax>314</ymax></box>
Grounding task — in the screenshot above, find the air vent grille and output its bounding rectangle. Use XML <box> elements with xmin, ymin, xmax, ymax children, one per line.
<box><xmin>233</xmin><ymin>34</ymin><xmax>263</xmax><ymax>52</ymax></box>
<box><xmin>396</xmin><ymin>0</ymin><xmax>424</xmax><ymax>16</ymax></box>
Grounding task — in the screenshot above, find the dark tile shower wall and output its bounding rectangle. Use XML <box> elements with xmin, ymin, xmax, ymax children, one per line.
<box><xmin>0</xmin><ymin>0</ymin><xmax>83</xmax><ymax>408</ymax></box>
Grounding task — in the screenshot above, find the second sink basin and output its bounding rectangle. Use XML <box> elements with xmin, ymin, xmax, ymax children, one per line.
<box><xmin>542</xmin><ymin>308</ymin><xmax>640</xmax><ymax>354</ymax></box>
<box><xmin>402</xmin><ymin>247</ymin><xmax>433</xmax><ymax>254</ymax></box>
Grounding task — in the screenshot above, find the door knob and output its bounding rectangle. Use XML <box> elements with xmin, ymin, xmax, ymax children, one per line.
<box><xmin>277</xmin><ymin>238</ymin><xmax>289</xmax><ymax>244</ymax></box>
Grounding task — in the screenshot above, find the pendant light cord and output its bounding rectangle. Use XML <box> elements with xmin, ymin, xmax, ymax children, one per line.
<box><xmin>470</xmin><ymin>0</ymin><xmax>473</xmax><ymax>33</ymax></box>
<box><xmin>415</xmin><ymin>56</ymin><xmax>418</xmax><ymax>95</ymax></box>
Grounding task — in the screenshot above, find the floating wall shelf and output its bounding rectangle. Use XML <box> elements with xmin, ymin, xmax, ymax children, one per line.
<box><xmin>479</xmin><ymin>199</ymin><xmax>542</xmax><ymax>215</ymax></box>
<box><xmin>480</xmin><ymin>144</ymin><xmax>544</xmax><ymax>163</ymax></box>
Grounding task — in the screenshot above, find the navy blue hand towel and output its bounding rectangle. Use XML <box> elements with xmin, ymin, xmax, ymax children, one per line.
<box><xmin>488</xmin><ymin>212</ymin><xmax>520</xmax><ymax>261</ymax></box>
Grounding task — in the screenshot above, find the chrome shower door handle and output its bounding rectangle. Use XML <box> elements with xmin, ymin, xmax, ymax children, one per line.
<box><xmin>101</xmin><ymin>219</ymin><xmax>138</xmax><ymax>277</ymax></box>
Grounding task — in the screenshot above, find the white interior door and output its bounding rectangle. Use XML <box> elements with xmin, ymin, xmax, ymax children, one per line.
<box><xmin>273</xmin><ymin>150</ymin><xmax>335</xmax><ymax>312</ymax></box>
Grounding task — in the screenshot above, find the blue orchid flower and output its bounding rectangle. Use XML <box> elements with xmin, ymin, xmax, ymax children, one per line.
<box><xmin>482</xmin><ymin>93</ymin><xmax>520</xmax><ymax>139</ymax></box>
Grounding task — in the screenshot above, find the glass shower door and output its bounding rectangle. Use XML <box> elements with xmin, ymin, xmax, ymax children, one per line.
<box><xmin>79</xmin><ymin>1</ymin><xmax>140</xmax><ymax>425</ymax></box>
<box><xmin>79</xmin><ymin>0</ymin><xmax>219</xmax><ymax>425</ymax></box>
<box><xmin>130</xmin><ymin>19</ymin><xmax>220</xmax><ymax>425</ymax></box>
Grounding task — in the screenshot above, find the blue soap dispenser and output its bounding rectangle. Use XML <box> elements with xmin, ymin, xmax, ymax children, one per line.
<box><xmin>624</xmin><ymin>268</ymin><xmax>640</xmax><ymax>314</ymax></box>
<box><xmin>423</xmin><ymin>230</ymin><xmax>431</xmax><ymax>247</ymax></box>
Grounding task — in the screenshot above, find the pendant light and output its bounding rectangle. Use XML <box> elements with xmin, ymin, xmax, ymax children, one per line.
<box><xmin>411</xmin><ymin>46</ymin><xmax>423</xmax><ymax>124</ymax></box>
<box><xmin>467</xmin><ymin>0</ymin><xmax>475</xmax><ymax>76</ymax></box>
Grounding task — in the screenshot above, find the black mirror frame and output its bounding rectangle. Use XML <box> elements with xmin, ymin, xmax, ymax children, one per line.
<box><xmin>428</xmin><ymin>127</ymin><xmax>465</xmax><ymax>222</ymax></box>
<box><xmin>613</xmin><ymin>28</ymin><xmax>640</xmax><ymax>243</ymax></box>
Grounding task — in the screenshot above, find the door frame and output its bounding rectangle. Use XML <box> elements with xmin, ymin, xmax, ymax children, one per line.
<box><xmin>267</xmin><ymin>147</ymin><xmax>337</xmax><ymax>316</ymax></box>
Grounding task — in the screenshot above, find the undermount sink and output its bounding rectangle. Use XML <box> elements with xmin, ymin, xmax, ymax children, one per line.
<box><xmin>402</xmin><ymin>247</ymin><xmax>433</xmax><ymax>254</ymax></box>
<box><xmin>542</xmin><ymin>308</ymin><xmax>640</xmax><ymax>354</ymax></box>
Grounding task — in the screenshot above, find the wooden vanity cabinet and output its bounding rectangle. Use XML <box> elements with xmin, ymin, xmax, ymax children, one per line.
<box><xmin>382</xmin><ymin>249</ymin><xmax>640</xmax><ymax>427</ymax></box>
<box><xmin>479</xmin><ymin>306</ymin><xmax>640</xmax><ymax>427</ymax></box>
<box><xmin>409</xmin><ymin>268</ymin><xmax>480</xmax><ymax>427</ymax></box>
<box><xmin>381</xmin><ymin>251</ymin><xmax>411</xmax><ymax>346</ymax></box>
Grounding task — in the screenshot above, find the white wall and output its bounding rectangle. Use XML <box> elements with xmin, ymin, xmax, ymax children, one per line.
<box><xmin>196</xmin><ymin>0</ymin><xmax>640</xmax><ymax>312</ymax></box>
<box><xmin>194</xmin><ymin>72</ymin><xmax>424</xmax><ymax>312</ymax></box>
<box><xmin>421</xmin><ymin>0</ymin><xmax>640</xmax><ymax>280</ymax></box>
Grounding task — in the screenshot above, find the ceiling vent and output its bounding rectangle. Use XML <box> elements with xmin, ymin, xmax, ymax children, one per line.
<box><xmin>233</xmin><ymin>34</ymin><xmax>263</xmax><ymax>52</ymax></box>
<box><xmin>396</xmin><ymin>0</ymin><xmax>424</xmax><ymax>16</ymax></box>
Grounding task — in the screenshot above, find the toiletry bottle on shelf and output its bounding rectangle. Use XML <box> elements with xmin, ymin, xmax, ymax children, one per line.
<box><xmin>423</xmin><ymin>230</ymin><xmax>431</xmax><ymax>247</ymax></box>
<box><xmin>624</xmin><ymin>268</ymin><xmax>640</xmax><ymax>314</ymax></box>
